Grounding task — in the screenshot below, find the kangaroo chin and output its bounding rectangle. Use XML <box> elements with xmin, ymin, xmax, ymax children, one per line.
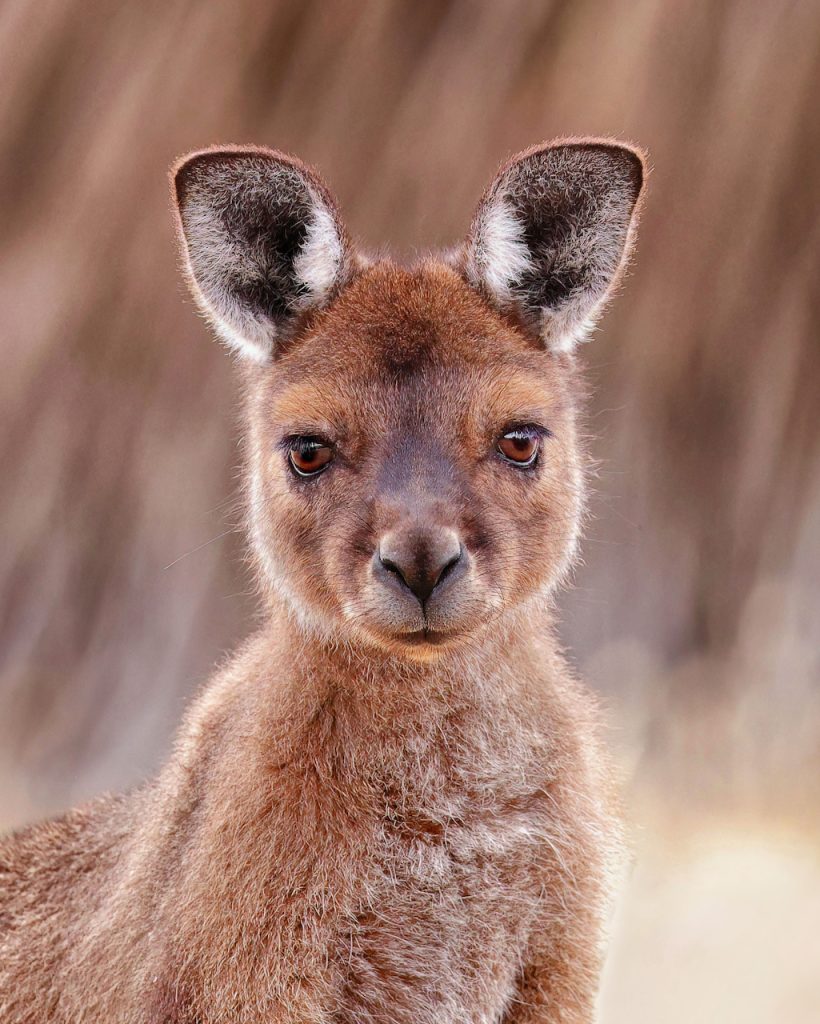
<box><xmin>0</xmin><ymin>138</ymin><xmax>645</xmax><ymax>1023</ymax></box>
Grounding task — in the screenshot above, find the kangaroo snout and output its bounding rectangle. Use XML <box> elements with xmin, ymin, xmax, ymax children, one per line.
<box><xmin>376</xmin><ymin>526</ymin><xmax>464</xmax><ymax>606</ymax></box>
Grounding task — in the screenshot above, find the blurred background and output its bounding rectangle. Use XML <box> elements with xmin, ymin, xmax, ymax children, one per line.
<box><xmin>1</xmin><ymin>1</ymin><xmax>818</xmax><ymax>1019</ymax></box>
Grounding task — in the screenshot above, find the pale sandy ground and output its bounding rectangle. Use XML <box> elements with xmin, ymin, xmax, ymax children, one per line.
<box><xmin>598</xmin><ymin>816</ymin><xmax>820</xmax><ymax>1023</ymax></box>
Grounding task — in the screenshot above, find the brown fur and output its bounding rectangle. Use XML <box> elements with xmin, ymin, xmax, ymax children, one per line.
<box><xmin>0</xmin><ymin>139</ymin><xmax>644</xmax><ymax>1022</ymax></box>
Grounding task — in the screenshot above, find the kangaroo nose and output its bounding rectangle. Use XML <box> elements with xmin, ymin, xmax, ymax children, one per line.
<box><xmin>377</xmin><ymin>528</ymin><xmax>464</xmax><ymax>605</ymax></box>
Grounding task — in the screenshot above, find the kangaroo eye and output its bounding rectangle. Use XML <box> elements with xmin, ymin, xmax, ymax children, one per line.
<box><xmin>497</xmin><ymin>427</ymin><xmax>541</xmax><ymax>468</ymax></box>
<box><xmin>288</xmin><ymin>437</ymin><xmax>335</xmax><ymax>477</ymax></box>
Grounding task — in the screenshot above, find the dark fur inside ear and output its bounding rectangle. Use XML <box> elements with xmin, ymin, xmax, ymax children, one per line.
<box><xmin>464</xmin><ymin>140</ymin><xmax>645</xmax><ymax>352</ymax></box>
<box><xmin>173</xmin><ymin>147</ymin><xmax>354</xmax><ymax>363</ymax></box>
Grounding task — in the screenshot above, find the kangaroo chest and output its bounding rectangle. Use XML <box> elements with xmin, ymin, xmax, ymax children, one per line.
<box><xmin>291</xmin><ymin>726</ymin><xmax>556</xmax><ymax>1024</ymax></box>
<box><xmin>153</xmin><ymin>712</ymin><xmax>562</xmax><ymax>1024</ymax></box>
<box><xmin>334</xmin><ymin>790</ymin><xmax>550</xmax><ymax>1023</ymax></box>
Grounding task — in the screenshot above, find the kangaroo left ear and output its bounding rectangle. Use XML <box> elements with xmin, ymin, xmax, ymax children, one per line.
<box><xmin>463</xmin><ymin>140</ymin><xmax>645</xmax><ymax>353</ymax></box>
<box><xmin>173</xmin><ymin>146</ymin><xmax>355</xmax><ymax>364</ymax></box>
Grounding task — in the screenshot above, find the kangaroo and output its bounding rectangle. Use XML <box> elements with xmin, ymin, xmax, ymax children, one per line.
<box><xmin>0</xmin><ymin>139</ymin><xmax>644</xmax><ymax>1023</ymax></box>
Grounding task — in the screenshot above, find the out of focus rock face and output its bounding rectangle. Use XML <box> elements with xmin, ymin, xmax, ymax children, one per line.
<box><xmin>0</xmin><ymin>0</ymin><xmax>818</xmax><ymax>827</ymax></box>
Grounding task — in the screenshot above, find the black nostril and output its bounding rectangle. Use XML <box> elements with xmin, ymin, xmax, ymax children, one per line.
<box><xmin>379</xmin><ymin>555</ymin><xmax>405</xmax><ymax>585</ymax></box>
<box><xmin>436</xmin><ymin>547</ymin><xmax>463</xmax><ymax>587</ymax></box>
<box><xmin>377</xmin><ymin>539</ymin><xmax>464</xmax><ymax>606</ymax></box>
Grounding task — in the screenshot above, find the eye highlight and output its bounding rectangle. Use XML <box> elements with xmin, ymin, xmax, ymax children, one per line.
<box><xmin>287</xmin><ymin>436</ymin><xmax>335</xmax><ymax>477</ymax></box>
<box><xmin>496</xmin><ymin>426</ymin><xmax>544</xmax><ymax>468</ymax></box>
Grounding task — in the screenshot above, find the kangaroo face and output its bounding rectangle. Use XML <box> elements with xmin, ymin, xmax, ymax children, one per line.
<box><xmin>243</xmin><ymin>263</ymin><xmax>582</xmax><ymax>653</ymax></box>
<box><xmin>174</xmin><ymin>142</ymin><xmax>644</xmax><ymax>656</ymax></box>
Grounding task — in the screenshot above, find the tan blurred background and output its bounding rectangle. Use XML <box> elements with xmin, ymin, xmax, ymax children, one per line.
<box><xmin>1</xmin><ymin>1</ymin><xmax>818</xmax><ymax>1019</ymax></box>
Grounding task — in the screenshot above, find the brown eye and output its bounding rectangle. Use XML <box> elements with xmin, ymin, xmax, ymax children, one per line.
<box><xmin>288</xmin><ymin>437</ymin><xmax>334</xmax><ymax>477</ymax></box>
<box><xmin>497</xmin><ymin>428</ymin><xmax>541</xmax><ymax>467</ymax></box>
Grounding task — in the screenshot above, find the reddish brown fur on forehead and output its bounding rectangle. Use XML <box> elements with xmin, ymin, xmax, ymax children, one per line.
<box><xmin>258</xmin><ymin>260</ymin><xmax>574</xmax><ymax>452</ymax></box>
<box><xmin>247</xmin><ymin>263</ymin><xmax>586</xmax><ymax>496</ymax></box>
<box><xmin>267</xmin><ymin>261</ymin><xmax>565</xmax><ymax>397</ymax></box>
<box><xmin>289</xmin><ymin>261</ymin><xmax>544</xmax><ymax>369</ymax></box>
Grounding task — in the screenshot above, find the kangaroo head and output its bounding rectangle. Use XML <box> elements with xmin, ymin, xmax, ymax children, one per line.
<box><xmin>173</xmin><ymin>141</ymin><xmax>644</xmax><ymax>657</ymax></box>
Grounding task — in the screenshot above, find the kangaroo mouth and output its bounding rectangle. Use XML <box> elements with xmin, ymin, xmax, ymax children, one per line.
<box><xmin>403</xmin><ymin>628</ymin><xmax>448</xmax><ymax>645</ymax></box>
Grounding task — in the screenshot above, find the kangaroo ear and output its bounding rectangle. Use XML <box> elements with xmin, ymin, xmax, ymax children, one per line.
<box><xmin>173</xmin><ymin>147</ymin><xmax>355</xmax><ymax>363</ymax></box>
<box><xmin>463</xmin><ymin>140</ymin><xmax>645</xmax><ymax>353</ymax></box>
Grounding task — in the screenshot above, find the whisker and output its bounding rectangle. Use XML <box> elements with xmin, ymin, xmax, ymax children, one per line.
<box><xmin>162</xmin><ymin>529</ymin><xmax>238</xmax><ymax>571</ymax></box>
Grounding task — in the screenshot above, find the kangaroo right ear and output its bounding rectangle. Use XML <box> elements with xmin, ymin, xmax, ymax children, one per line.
<box><xmin>173</xmin><ymin>147</ymin><xmax>355</xmax><ymax>364</ymax></box>
<box><xmin>463</xmin><ymin>140</ymin><xmax>645</xmax><ymax>354</ymax></box>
